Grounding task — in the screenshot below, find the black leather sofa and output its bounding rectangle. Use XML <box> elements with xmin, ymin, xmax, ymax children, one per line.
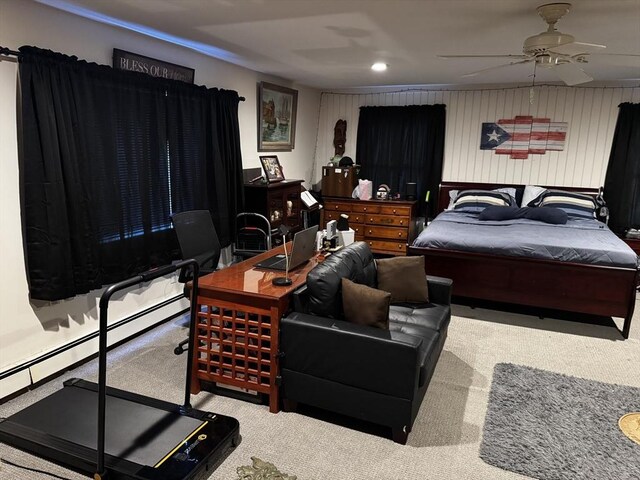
<box><xmin>280</xmin><ymin>242</ymin><xmax>452</xmax><ymax>444</ymax></box>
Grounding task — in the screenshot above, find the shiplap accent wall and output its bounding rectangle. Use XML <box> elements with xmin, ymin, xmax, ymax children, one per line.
<box><xmin>314</xmin><ymin>85</ymin><xmax>640</xmax><ymax>188</ymax></box>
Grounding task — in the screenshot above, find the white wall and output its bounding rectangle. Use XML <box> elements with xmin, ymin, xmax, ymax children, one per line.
<box><xmin>0</xmin><ymin>0</ymin><xmax>320</xmax><ymax>397</ymax></box>
<box><xmin>315</xmin><ymin>85</ymin><xmax>640</xmax><ymax>188</ymax></box>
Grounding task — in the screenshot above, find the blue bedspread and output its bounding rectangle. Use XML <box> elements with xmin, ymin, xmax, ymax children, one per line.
<box><xmin>412</xmin><ymin>210</ymin><xmax>638</xmax><ymax>268</ymax></box>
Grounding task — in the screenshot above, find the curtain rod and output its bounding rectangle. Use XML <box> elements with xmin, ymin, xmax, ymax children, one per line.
<box><xmin>0</xmin><ymin>46</ymin><xmax>245</xmax><ymax>101</ymax></box>
<box><xmin>0</xmin><ymin>46</ymin><xmax>20</xmax><ymax>57</ymax></box>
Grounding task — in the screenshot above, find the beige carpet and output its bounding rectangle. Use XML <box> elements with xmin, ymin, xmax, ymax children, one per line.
<box><xmin>1</xmin><ymin>295</ymin><xmax>638</xmax><ymax>480</ymax></box>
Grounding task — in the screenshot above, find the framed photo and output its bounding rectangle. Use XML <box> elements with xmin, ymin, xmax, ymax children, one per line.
<box><xmin>259</xmin><ymin>155</ymin><xmax>285</xmax><ymax>183</ymax></box>
<box><xmin>258</xmin><ymin>82</ymin><xmax>298</xmax><ymax>152</ymax></box>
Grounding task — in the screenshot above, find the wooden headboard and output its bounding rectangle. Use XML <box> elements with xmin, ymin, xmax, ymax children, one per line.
<box><xmin>437</xmin><ymin>181</ymin><xmax>599</xmax><ymax>214</ymax></box>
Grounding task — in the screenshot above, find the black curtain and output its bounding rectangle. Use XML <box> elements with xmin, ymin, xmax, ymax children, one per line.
<box><xmin>356</xmin><ymin>104</ymin><xmax>446</xmax><ymax>218</ymax></box>
<box><xmin>604</xmin><ymin>102</ymin><xmax>640</xmax><ymax>235</ymax></box>
<box><xmin>207</xmin><ymin>89</ymin><xmax>245</xmax><ymax>245</ymax></box>
<box><xmin>18</xmin><ymin>46</ymin><xmax>243</xmax><ymax>301</ymax></box>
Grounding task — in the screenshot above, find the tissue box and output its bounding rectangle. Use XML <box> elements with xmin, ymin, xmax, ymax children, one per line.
<box><xmin>338</xmin><ymin>228</ymin><xmax>355</xmax><ymax>247</ymax></box>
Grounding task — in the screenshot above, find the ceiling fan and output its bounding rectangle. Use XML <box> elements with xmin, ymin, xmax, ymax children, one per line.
<box><xmin>438</xmin><ymin>2</ymin><xmax>639</xmax><ymax>86</ymax></box>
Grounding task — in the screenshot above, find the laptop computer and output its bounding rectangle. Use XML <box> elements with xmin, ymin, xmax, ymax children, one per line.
<box><xmin>254</xmin><ymin>225</ymin><xmax>319</xmax><ymax>271</ymax></box>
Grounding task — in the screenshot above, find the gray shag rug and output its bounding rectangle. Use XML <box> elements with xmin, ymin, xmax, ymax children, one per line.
<box><xmin>480</xmin><ymin>363</ymin><xmax>640</xmax><ymax>480</ymax></box>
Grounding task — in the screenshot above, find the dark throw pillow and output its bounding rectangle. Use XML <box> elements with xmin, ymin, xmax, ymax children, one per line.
<box><xmin>479</xmin><ymin>206</ymin><xmax>568</xmax><ymax>224</ymax></box>
<box><xmin>376</xmin><ymin>256</ymin><xmax>429</xmax><ymax>303</ymax></box>
<box><xmin>341</xmin><ymin>278</ymin><xmax>390</xmax><ymax>329</ymax></box>
<box><xmin>478</xmin><ymin>206</ymin><xmax>520</xmax><ymax>221</ymax></box>
<box><xmin>524</xmin><ymin>207</ymin><xmax>568</xmax><ymax>224</ymax></box>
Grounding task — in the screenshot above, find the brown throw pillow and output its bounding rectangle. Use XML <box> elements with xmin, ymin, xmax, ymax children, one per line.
<box><xmin>341</xmin><ymin>278</ymin><xmax>390</xmax><ymax>330</ymax></box>
<box><xmin>376</xmin><ymin>256</ymin><xmax>429</xmax><ymax>303</ymax></box>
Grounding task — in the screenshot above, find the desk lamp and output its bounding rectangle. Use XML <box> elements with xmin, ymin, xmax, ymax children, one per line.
<box><xmin>272</xmin><ymin>224</ymin><xmax>292</xmax><ymax>286</ymax></box>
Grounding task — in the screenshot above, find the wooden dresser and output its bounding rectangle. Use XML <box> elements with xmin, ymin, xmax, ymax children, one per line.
<box><xmin>322</xmin><ymin>197</ymin><xmax>417</xmax><ymax>255</ymax></box>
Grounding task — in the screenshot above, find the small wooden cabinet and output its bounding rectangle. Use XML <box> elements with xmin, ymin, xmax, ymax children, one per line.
<box><xmin>244</xmin><ymin>180</ymin><xmax>303</xmax><ymax>239</ymax></box>
<box><xmin>621</xmin><ymin>237</ymin><xmax>640</xmax><ymax>256</ymax></box>
<box><xmin>322</xmin><ymin>166</ymin><xmax>359</xmax><ymax>198</ymax></box>
<box><xmin>322</xmin><ymin>197</ymin><xmax>417</xmax><ymax>255</ymax></box>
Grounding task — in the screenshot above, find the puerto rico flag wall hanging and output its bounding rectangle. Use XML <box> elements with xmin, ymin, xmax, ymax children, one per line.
<box><xmin>480</xmin><ymin>115</ymin><xmax>568</xmax><ymax>160</ymax></box>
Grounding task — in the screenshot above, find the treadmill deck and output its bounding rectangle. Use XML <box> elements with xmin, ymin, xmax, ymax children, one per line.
<box><xmin>0</xmin><ymin>379</ymin><xmax>240</xmax><ymax>480</ymax></box>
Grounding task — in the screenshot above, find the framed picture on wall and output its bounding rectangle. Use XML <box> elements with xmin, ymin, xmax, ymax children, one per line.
<box><xmin>259</xmin><ymin>155</ymin><xmax>285</xmax><ymax>183</ymax></box>
<box><xmin>258</xmin><ymin>82</ymin><xmax>298</xmax><ymax>152</ymax></box>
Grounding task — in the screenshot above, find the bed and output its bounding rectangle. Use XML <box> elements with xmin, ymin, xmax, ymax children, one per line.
<box><xmin>407</xmin><ymin>181</ymin><xmax>639</xmax><ymax>338</ymax></box>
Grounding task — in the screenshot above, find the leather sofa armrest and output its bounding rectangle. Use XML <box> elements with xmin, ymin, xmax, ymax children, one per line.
<box><xmin>291</xmin><ymin>284</ymin><xmax>309</xmax><ymax>313</ymax></box>
<box><xmin>427</xmin><ymin>275</ymin><xmax>453</xmax><ymax>305</ymax></box>
<box><xmin>281</xmin><ymin>312</ymin><xmax>423</xmax><ymax>399</ymax></box>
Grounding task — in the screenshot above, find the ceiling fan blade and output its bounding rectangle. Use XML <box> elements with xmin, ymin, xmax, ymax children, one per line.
<box><xmin>437</xmin><ymin>54</ymin><xmax>529</xmax><ymax>59</ymax></box>
<box><xmin>552</xmin><ymin>41</ymin><xmax>607</xmax><ymax>56</ymax></box>
<box><xmin>553</xmin><ymin>62</ymin><xmax>593</xmax><ymax>86</ymax></box>
<box><xmin>588</xmin><ymin>53</ymin><xmax>640</xmax><ymax>67</ymax></box>
<box><xmin>572</xmin><ymin>41</ymin><xmax>607</xmax><ymax>50</ymax></box>
<box><xmin>462</xmin><ymin>59</ymin><xmax>533</xmax><ymax>78</ymax></box>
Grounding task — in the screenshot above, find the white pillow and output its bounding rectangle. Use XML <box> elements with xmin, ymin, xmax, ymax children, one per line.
<box><xmin>447</xmin><ymin>187</ymin><xmax>516</xmax><ymax>210</ymax></box>
<box><xmin>446</xmin><ymin>190</ymin><xmax>459</xmax><ymax>210</ymax></box>
<box><xmin>521</xmin><ymin>185</ymin><xmax>547</xmax><ymax>207</ymax></box>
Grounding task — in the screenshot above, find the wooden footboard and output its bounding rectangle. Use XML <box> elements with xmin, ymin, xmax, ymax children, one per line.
<box><xmin>407</xmin><ymin>246</ymin><xmax>638</xmax><ymax>339</ymax></box>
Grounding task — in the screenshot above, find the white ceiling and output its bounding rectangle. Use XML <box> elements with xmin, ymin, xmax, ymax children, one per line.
<box><xmin>38</xmin><ymin>0</ymin><xmax>640</xmax><ymax>89</ymax></box>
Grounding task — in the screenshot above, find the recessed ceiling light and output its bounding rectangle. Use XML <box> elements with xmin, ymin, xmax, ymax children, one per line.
<box><xmin>371</xmin><ymin>62</ymin><xmax>388</xmax><ymax>72</ymax></box>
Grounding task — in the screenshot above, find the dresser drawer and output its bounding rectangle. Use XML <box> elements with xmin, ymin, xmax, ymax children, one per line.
<box><xmin>349</xmin><ymin>213</ymin><xmax>365</xmax><ymax>224</ymax></box>
<box><xmin>324</xmin><ymin>211</ymin><xmax>342</xmax><ymax>223</ymax></box>
<box><xmin>351</xmin><ymin>223</ymin><xmax>365</xmax><ymax>237</ymax></box>
<box><xmin>365</xmin><ymin>226</ymin><xmax>408</xmax><ymax>240</ymax></box>
<box><xmin>366</xmin><ymin>214</ymin><xmax>410</xmax><ymax>227</ymax></box>
<box><xmin>367</xmin><ymin>239</ymin><xmax>407</xmax><ymax>254</ymax></box>
<box><xmin>379</xmin><ymin>205</ymin><xmax>411</xmax><ymax>216</ymax></box>
<box><xmin>326</xmin><ymin>202</ymin><xmax>352</xmax><ymax>212</ymax></box>
<box><xmin>352</xmin><ymin>204</ymin><xmax>380</xmax><ymax>214</ymax></box>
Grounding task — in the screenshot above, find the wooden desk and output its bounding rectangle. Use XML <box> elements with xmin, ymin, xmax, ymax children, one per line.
<box><xmin>190</xmin><ymin>245</ymin><xmax>322</xmax><ymax>412</ymax></box>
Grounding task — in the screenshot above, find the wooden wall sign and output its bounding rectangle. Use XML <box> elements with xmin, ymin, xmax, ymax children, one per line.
<box><xmin>480</xmin><ymin>115</ymin><xmax>568</xmax><ymax>159</ymax></box>
<box><xmin>113</xmin><ymin>48</ymin><xmax>194</xmax><ymax>83</ymax></box>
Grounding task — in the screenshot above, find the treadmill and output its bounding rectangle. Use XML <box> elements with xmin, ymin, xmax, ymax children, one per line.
<box><xmin>0</xmin><ymin>259</ymin><xmax>240</xmax><ymax>480</ymax></box>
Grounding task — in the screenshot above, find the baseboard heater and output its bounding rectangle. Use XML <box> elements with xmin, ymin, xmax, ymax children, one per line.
<box><xmin>0</xmin><ymin>295</ymin><xmax>186</xmax><ymax>383</ymax></box>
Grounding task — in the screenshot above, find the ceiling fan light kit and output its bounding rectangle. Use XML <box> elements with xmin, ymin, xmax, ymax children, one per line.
<box><xmin>437</xmin><ymin>2</ymin><xmax>639</xmax><ymax>86</ymax></box>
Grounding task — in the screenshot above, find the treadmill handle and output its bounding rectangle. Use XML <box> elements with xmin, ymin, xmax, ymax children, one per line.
<box><xmin>96</xmin><ymin>259</ymin><xmax>199</xmax><ymax>477</ymax></box>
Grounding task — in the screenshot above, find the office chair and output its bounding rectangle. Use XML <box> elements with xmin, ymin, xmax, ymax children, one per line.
<box><xmin>171</xmin><ymin>210</ymin><xmax>222</xmax><ymax>355</ymax></box>
<box><xmin>171</xmin><ymin>210</ymin><xmax>221</xmax><ymax>282</ymax></box>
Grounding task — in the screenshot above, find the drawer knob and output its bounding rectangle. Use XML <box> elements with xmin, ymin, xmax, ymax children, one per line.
<box><xmin>364</xmin><ymin>207</ymin><xmax>367</xmax><ymax>211</ymax></box>
<box><xmin>398</xmin><ymin>232</ymin><xmax>402</xmax><ymax>237</ymax></box>
<box><xmin>368</xmin><ymin>230</ymin><xmax>372</xmax><ymax>234</ymax></box>
<box><xmin>393</xmin><ymin>209</ymin><xmax>396</xmax><ymax>214</ymax></box>
<box><xmin>400</xmin><ymin>221</ymin><xmax>404</xmax><ymax>225</ymax></box>
<box><xmin>369</xmin><ymin>242</ymin><xmax>373</xmax><ymax>246</ymax></box>
<box><xmin>398</xmin><ymin>244</ymin><xmax>402</xmax><ymax>249</ymax></box>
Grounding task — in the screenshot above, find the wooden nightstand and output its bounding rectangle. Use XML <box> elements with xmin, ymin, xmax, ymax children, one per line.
<box><xmin>620</xmin><ymin>236</ymin><xmax>640</xmax><ymax>290</ymax></box>
<box><xmin>621</xmin><ymin>236</ymin><xmax>640</xmax><ymax>256</ymax></box>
